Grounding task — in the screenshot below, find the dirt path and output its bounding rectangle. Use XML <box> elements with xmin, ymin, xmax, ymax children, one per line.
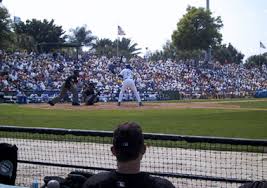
<box><xmin>23</xmin><ymin>101</ymin><xmax>267</xmax><ymax>111</ymax></box>
<box><xmin>24</xmin><ymin>102</ymin><xmax>240</xmax><ymax>110</ymax></box>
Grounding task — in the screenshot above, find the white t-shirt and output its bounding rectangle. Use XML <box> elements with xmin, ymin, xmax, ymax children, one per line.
<box><xmin>120</xmin><ymin>68</ymin><xmax>133</xmax><ymax>80</ymax></box>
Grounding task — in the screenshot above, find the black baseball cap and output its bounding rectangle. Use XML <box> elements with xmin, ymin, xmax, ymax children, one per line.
<box><xmin>125</xmin><ymin>64</ymin><xmax>132</xmax><ymax>70</ymax></box>
<box><xmin>73</xmin><ymin>70</ymin><xmax>79</xmax><ymax>76</ymax></box>
<box><xmin>113</xmin><ymin>122</ymin><xmax>144</xmax><ymax>162</ymax></box>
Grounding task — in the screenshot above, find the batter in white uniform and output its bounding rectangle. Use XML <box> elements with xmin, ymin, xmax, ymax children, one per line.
<box><xmin>118</xmin><ymin>65</ymin><xmax>143</xmax><ymax>106</ymax></box>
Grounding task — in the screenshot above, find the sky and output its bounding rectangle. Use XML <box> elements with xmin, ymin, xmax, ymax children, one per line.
<box><xmin>1</xmin><ymin>0</ymin><xmax>267</xmax><ymax>60</ymax></box>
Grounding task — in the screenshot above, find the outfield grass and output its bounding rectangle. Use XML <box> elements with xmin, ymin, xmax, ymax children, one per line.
<box><xmin>0</xmin><ymin>100</ymin><xmax>267</xmax><ymax>139</ymax></box>
<box><xmin>150</xmin><ymin>97</ymin><xmax>266</xmax><ymax>103</ymax></box>
<box><xmin>222</xmin><ymin>100</ymin><xmax>267</xmax><ymax>109</ymax></box>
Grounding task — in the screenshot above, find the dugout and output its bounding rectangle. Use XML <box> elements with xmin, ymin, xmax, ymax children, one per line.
<box><xmin>157</xmin><ymin>90</ymin><xmax>180</xmax><ymax>100</ymax></box>
<box><xmin>0</xmin><ymin>92</ymin><xmax>4</xmax><ymax>103</ymax></box>
<box><xmin>254</xmin><ymin>89</ymin><xmax>267</xmax><ymax>98</ymax></box>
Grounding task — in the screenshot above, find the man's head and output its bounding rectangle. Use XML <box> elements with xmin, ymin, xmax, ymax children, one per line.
<box><xmin>73</xmin><ymin>70</ymin><xmax>79</xmax><ymax>77</ymax></box>
<box><xmin>125</xmin><ymin>64</ymin><xmax>132</xmax><ymax>70</ymax></box>
<box><xmin>112</xmin><ymin>122</ymin><xmax>145</xmax><ymax>162</ymax></box>
<box><xmin>88</xmin><ymin>82</ymin><xmax>95</xmax><ymax>89</ymax></box>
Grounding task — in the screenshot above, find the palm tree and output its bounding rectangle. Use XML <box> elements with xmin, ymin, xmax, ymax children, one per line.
<box><xmin>68</xmin><ymin>25</ymin><xmax>96</xmax><ymax>47</ymax></box>
<box><xmin>115</xmin><ymin>38</ymin><xmax>141</xmax><ymax>58</ymax></box>
<box><xmin>92</xmin><ymin>38</ymin><xmax>115</xmax><ymax>58</ymax></box>
<box><xmin>92</xmin><ymin>38</ymin><xmax>141</xmax><ymax>58</ymax></box>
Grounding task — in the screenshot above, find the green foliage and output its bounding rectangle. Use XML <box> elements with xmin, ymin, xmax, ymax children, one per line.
<box><xmin>14</xmin><ymin>19</ymin><xmax>66</xmax><ymax>52</ymax></box>
<box><xmin>152</xmin><ymin>6</ymin><xmax>224</xmax><ymax>61</ymax></box>
<box><xmin>213</xmin><ymin>43</ymin><xmax>244</xmax><ymax>64</ymax></box>
<box><xmin>14</xmin><ymin>33</ymin><xmax>37</xmax><ymax>52</ymax></box>
<box><xmin>175</xmin><ymin>49</ymin><xmax>204</xmax><ymax>60</ymax></box>
<box><xmin>114</xmin><ymin>37</ymin><xmax>141</xmax><ymax>58</ymax></box>
<box><xmin>245</xmin><ymin>53</ymin><xmax>267</xmax><ymax>67</ymax></box>
<box><xmin>0</xmin><ymin>6</ymin><xmax>12</xmax><ymax>49</ymax></box>
<box><xmin>149</xmin><ymin>50</ymin><xmax>166</xmax><ymax>61</ymax></box>
<box><xmin>150</xmin><ymin>40</ymin><xmax>179</xmax><ymax>61</ymax></box>
<box><xmin>68</xmin><ymin>25</ymin><xmax>96</xmax><ymax>47</ymax></box>
<box><xmin>92</xmin><ymin>38</ymin><xmax>115</xmax><ymax>58</ymax></box>
<box><xmin>150</xmin><ymin>44</ymin><xmax>203</xmax><ymax>61</ymax></box>
<box><xmin>92</xmin><ymin>37</ymin><xmax>141</xmax><ymax>58</ymax></box>
<box><xmin>172</xmin><ymin>6</ymin><xmax>223</xmax><ymax>51</ymax></box>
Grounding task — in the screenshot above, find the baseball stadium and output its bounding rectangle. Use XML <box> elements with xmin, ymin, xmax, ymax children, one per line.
<box><xmin>0</xmin><ymin>0</ymin><xmax>267</xmax><ymax>188</ymax></box>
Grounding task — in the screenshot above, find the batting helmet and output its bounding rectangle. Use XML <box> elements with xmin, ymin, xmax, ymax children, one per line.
<box><xmin>126</xmin><ymin>64</ymin><xmax>132</xmax><ymax>70</ymax></box>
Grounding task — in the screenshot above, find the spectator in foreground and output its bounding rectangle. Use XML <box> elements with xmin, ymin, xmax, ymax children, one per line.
<box><xmin>82</xmin><ymin>122</ymin><xmax>175</xmax><ymax>188</ymax></box>
<box><xmin>239</xmin><ymin>181</ymin><xmax>267</xmax><ymax>188</ymax></box>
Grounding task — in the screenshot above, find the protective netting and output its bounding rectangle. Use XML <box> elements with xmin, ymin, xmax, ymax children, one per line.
<box><xmin>0</xmin><ymin>126</ymin><xmax>266</xmax><ymax>188</ymax></box>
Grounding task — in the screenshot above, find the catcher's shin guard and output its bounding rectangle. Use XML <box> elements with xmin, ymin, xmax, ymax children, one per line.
<box><xmin>85</xmin><ymin>94</ymin><xmax>97</xmax><ymax>105</ymax></box>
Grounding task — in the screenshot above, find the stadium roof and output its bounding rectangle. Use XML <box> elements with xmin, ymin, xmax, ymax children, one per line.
<box><xmin>37</xmin><ymin>42</ymin><xmax>82</xmax><ymax>48</ymax></box>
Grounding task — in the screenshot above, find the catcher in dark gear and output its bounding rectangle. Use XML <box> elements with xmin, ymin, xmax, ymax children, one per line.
<box><xmin>82</xmin><ymin>82</ymin><xmax>100</xmax><ymax>105</ymax></box>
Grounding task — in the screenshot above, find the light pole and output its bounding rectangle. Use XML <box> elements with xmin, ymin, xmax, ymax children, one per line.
<box><xmin>206</xmin><ymin>0</ymin><xmax>211</xmax><ymax>63</ymax></box>
<box><xmin>206</xmin><ymin>0</ymin><xmax>209</xmax><ymax>11</ymax></box>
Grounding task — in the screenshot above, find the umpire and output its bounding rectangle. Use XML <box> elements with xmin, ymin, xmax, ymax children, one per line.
<box><xmin>48</xmin><ymin>70</ymin><xmax>80</xmax><ymax>106</ymax></box>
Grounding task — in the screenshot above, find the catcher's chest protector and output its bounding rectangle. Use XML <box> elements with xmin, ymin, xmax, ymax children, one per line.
<box><xmin>0</xmin><ymin>143</ymin><xmax>18</xmax><ymax>185</ymax></box>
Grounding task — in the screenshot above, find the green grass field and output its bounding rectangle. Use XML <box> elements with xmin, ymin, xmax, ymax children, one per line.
<box><xmin>0</xmin><ymin>99</ymin><xmax>267</xmax><ymax>139</ymax></box>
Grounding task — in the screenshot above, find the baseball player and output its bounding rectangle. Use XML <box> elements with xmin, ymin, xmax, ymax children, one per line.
<box><xmin>48</xmin><ymin>70</ymin><xmax>80</xmax><ymax>106</ymax></box>
<box><xmin>82</xmin><ymin>82</ymin><xmax>100</xmax><ymax>105</ymax></box>
<box><xmin>117</xmin><ymin>64</ymin><xmax>143</xmax><ymax>106</ymax></box>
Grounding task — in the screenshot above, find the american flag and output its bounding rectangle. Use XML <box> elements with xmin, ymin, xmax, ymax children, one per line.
<box><xmin>118</xmin><ymin>25</ymin><xmax>126</xmax><ymax>36</ymax></box>
<box><xmin>260</xmin><ymin>41</ymin><xmax>266</xmax><ymax>49</ymax></box>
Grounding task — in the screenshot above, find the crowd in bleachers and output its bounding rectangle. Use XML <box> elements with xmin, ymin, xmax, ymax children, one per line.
<box><xmin>0</xmin><ymin>51</ymin><xmax>267</xmax><ymax>102</ymax></box>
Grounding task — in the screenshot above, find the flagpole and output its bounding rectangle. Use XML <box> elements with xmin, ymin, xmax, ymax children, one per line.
<box><xmin>117</xmin><ymin>35</ymin><xmax>119</xmax><ymax>58</ymax></box>
<box><xmin>117</xmin><ymin>25</ymin><xmax>125</xmax><ymax>58</ymax></box>
<box><xmin>259</xmin><ymin>41</ymin><xmax>261</xmax><ymax>65</ymax></box>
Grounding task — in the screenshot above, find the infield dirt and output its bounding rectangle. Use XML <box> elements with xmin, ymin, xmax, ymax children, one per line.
<box><xmin>25</xmin><ymin>102</ymin><xmax>243</xmax><ymax>111</ymax></box>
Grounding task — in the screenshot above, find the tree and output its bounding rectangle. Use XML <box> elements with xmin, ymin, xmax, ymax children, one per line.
<box><xmin>150</xmin><ymin>41</ymin><xmax>204</xmax><ymax>61</ymax></box>
<box><xmin>15</xmin><ymin>33</ymin><xmax>37</xmax><ymax>52</ymax></box>
<box><xmin>149</xmin><ymin>50</ymin><xmax>165</xmax><ymax>61</ymax></box>
<box><xmin>0</xmin><ymin>6</ymin><xmax>12</xmax><ymax>49</ymax></box>
<box><xmin>115</xmin><ymin>38</ymin><xmax>141</xmax><ymax>58</ymax></box>
<box><xmin>213</xmin><ymin>43</ymin><xmax>244</xmax><ymax>64</ymax></box>
<box><xmin>172</xmin><ymin>6</ymin><xmax>223</xmax><ymax>51</ymax></box>
<box><xmin>245</xmin><ymin>53</ymin><xmax>267</xmax><ymax>67</ymax></box>
<box><xmin>14</xmin><ymin>19</ymin><xmax>66</xmax><ymax>52</ymax></box>
<box><xmin>68</xmin><ymin>25</ymin><xmax>96</xmax><ymax>47</ymax></box>
<box><xmin>92</xmin><ymin>38</ymin><xmax>115</xmax><ymax>58</ymax></box>
<box><xmin>150</xmin><ymin>41</ymin><xmax>176</xmax><ymax>61</ymax></box>
<box><xmin>92</xmin><ymin>38</ymin><xmax>141</xmax><ymax>58</ymax></box>
<box><xmin>162</xmin><ymin>40</ymin><xmax>176</xmax><ymax>60</ymax></box>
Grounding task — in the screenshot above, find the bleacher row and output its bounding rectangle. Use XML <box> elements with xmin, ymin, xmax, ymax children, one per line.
<box><xmin>1</xmin><ymin>51</ymin><xmax>267</xmax><ymax>103</ymax></box>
